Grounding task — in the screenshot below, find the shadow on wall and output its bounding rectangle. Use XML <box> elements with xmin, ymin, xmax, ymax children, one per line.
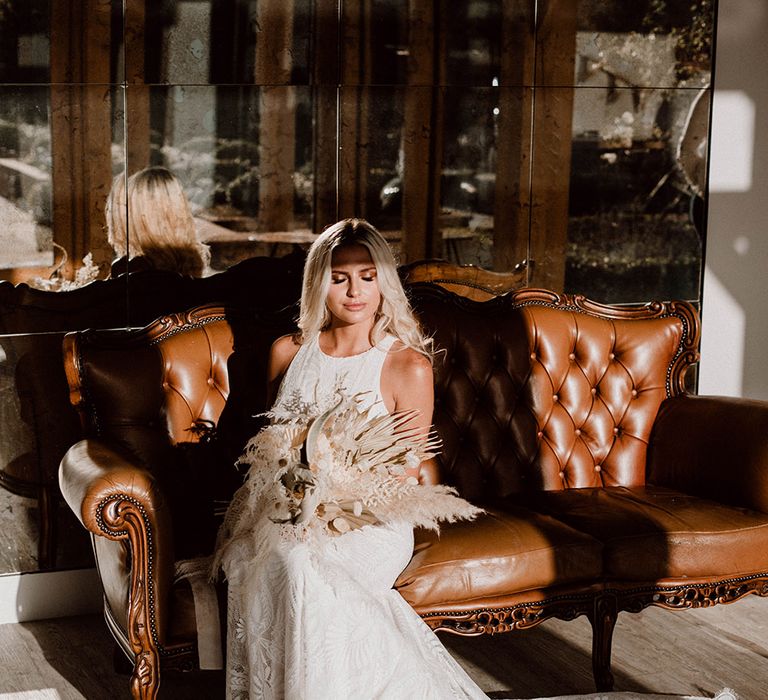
<box><xmin>701</xmin><ymin>0</ymin><xmax>768</xmax><ymax>401</ymax></box>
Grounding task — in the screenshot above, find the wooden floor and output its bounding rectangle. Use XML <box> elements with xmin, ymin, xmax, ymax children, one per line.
<box><xmin>0</xmin><ymin>595</ymin><xmax>764</xmax><ymax>699</ymax></box>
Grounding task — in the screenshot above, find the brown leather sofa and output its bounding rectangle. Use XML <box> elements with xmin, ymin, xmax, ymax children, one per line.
<box><xmin>59</xmin><ymin>284</ymin><xmax>768</xmax><ymax>699</ymax></box>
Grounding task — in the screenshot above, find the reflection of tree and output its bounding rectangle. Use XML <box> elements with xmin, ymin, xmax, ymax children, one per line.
<box><xmin>155</xmin><ymin>135</ymin><xmax>313</xmax><ymax>224</ymax></box>
<box><xmin>642</xmin><ymin>0</ymin><xmax>714</xmax><ymax>80</ymax></box>
<box><xmin>155</xmin><ymin>136</ymin><xmax>258</xmax><ymax>213</ymax></box>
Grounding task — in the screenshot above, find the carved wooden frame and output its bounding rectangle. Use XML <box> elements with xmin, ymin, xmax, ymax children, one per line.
<box><xmin>64</xmin><ymin>306</ymin><xmax>231</xmax><ymax>700</ymax></box>
<box><xmin>419</xmin><ymin>574</ymin><xmax>768</xmax><ymax>693</ymax></box>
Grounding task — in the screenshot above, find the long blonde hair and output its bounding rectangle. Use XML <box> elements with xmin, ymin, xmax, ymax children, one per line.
<box><xmin>106</xmin><ymin>166</ymin><xmax>210</xmax><ymax>277</ymax></box>
<box><xmin>298</xmin><ymin>218</ymin><xmax>433</xmax><ymax>358</ymax></box>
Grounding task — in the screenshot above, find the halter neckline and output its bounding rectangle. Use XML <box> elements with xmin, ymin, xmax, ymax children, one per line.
<box><xmin>315</xmin><ymin>334</ymin><xmax>389</xmax><ymax>360</ymax></box>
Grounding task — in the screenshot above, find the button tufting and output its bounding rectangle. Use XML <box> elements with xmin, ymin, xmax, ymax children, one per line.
<box><xmin>553</xmin><ymin>394</ymin><xmax>559</xmax><ymax>402</ymax></box>
<box><xmin>594</xmin><ymin>464</ymin><xmax>602</xmax><ymax>472</ymax></box>
<box><xmin>609</xmin><ymin>352</ymin><xmax>615</xmax><ymax>360</ymax></box>
<box><xmin>574</xmin><ymin>429</ymin><xmax>581</xmax><ymax>436</ymax></box>
<box><xmin>631</xmin><ymin>389</ymin><xmax>638</xmax><ymax>397</ymax></box>
<box><xmin>591</xmin><ymin>387</ymin><xmax>597</xmax><ymax>395</ymax></box>
<box><xmin>613</xmin><ymin>427</ymin><xmax>619</xmax><ymax>435</ymax></box>
<box><xmin>568</xmin><ymin>353</ymin><xmax>576</xmax><ymax>361</ymax></box>
<box><xmin>558</xmin><ymin>471</ymin><xmax>564</xmax><ymax>478</ymax></box>
<box><xmin>530</xmin><ymin>352</ymin><xmax>537</xmax><ymax>360</ymax></box>
<box><xmin>537</xmin><ymin>431</ymin><xmax>543</xmax><ymax>438</ymax></box>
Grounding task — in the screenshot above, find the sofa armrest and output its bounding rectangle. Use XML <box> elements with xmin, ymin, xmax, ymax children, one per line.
<box><xmin>59</xmin><ymin>439</ymin><xmax>175</xmax><ymax>650</ymax></box>
<box><xmin>647</xmin><ymin>395</ymin><xmax>768</xmax><ymax>513</ymax></box>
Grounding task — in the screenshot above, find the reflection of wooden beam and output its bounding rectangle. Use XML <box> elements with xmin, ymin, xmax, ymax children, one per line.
<box><xmin>125</xmin><ymin>0</ymin><xmax>151</xmax><ymax>172</ymax></box>
<box><xmin>494</xmin><ymin>0</ymin><xmax>535</xmax><ymax>273</ymax></box>
<box><xmin>311</xmin><ymin>3</ymin><xmax>339</xmax><ymax>232</ymax></box>
<box><xmin>529</xmin><ymin>0</ymin><xmax>576</xmax><ymax>292</ymax></box>
<box><xmin>255</xmin><ymin>0</ymin><xmax>296</xmax><ymax>232</ymax></box>
<box><xmin>50</xmin><ymin>0</ymin><xmax>114</xmax><ymax>277</ymax></box>
<box><xmin>402</xmin><ymin>1</ymin><xmax>443</xmax><ymax>263</ymax></box>
<box><xmin>338</xmin><ymin>0</ymin><xmax>372</xmax><ymax>221</ymax></box>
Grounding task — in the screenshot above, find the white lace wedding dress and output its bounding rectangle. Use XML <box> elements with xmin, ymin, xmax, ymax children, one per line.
<box><xmin>216</xmin><ymin>334</ymin><xmax>488</xmax><ymax>699</ymax></box>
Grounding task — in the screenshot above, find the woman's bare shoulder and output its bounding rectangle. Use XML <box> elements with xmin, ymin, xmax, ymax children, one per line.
<box><xmin>386</xmin><ymin>341</ymin><xmax>433</xmax><ymax>381</ymax></box>
<box><xmin>269</xmin><ymin>333</ymin><xmax>302</xmax><ymax>374</ymax></box>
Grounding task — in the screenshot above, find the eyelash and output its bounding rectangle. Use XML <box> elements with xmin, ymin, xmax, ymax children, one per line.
<box><xmin>331</xmin><ymin>275</ymin><xmax>376</xmax><ymax>284</ymax></box>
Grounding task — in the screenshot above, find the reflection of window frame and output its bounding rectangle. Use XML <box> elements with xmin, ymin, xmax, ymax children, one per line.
<box><xmin>41</xmin><ymin>0</ymin><xmax>577</xmax><ymax>291</ymax></box>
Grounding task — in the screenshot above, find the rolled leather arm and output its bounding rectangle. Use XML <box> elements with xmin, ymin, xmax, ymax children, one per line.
<box><xmin>59</xmin><ymin>439</ymin><xmax>175</xmax><ymax>646</ymax></box>
<box><xmin>647</xmin><ymin>395</ymin><xmax>768</xmax><ymax>514</ymax></box>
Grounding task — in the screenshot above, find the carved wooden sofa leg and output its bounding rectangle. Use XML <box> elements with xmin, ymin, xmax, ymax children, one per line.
<box><xmin>130</xmin><ymin>648</ymin><xmax>160</xmax><ymax>700</ymax></box>
<box><xmin>589</xmin><ymin>593</ymin><xmax>617</xmax><ymax>692</ymax></box>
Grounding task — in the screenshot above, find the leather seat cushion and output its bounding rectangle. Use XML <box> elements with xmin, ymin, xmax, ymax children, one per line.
<box><xmin>395</xmin><ymin>506</ymin><xmax>603</xmax><ymax>609</ymax></box>
<box><xmin>522</xmin><ymin>486</ymin><xmax>768</xmax><ymax>580</ymax></box>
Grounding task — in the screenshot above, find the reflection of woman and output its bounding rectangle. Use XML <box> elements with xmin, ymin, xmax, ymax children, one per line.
<box><xmin>105</xmin><ymin>166</ymin><xmax>210</xmax><ymax>277</ymax></box>
<box><xmin>214</xmin><ymin>219</ymin><xmax>486</xmax><ymax>699</ymax></box>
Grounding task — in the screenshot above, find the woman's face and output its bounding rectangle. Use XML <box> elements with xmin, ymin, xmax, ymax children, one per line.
<box><xmin>325</xmin><ymin>243</ymin><xmax>381</xmax><ymax>329</ymax></box>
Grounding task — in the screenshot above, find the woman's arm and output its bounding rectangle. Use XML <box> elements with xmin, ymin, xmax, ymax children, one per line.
<box><xmin>266</xmin><ymin>334</ymin><xmax>302</xmax><ymax>407</ymax></box>
<box><xmin>382</xmin><ymin>347</ymin><xmax>435</xmax><ymax>481</ymax></box>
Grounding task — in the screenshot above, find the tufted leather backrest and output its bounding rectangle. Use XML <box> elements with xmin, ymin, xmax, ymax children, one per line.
<box><xmin>156</xmin><ymin>316</ymin><xmax>234</xmax><ymax>445</ymax></box>
<box><xmin>65</xmin><ymin>288</ymin><xmax>700</xmax><ymax>514</ymax></box>
<box><xmin>409</xmin><ymin>285</ymin><xmax>699</xmax><ymax>504</ymax></box>
<box><xmin>64</xmin><ymin>304</ymin><xmax>294</xmax><ymax>557</ymax></box>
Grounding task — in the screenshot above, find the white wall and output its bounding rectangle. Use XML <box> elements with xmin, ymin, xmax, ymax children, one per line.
<box><xmin>699</xmin><ymin>0</ymin><xmax>768</xmax><ymax>399</ymax></box>
<box><xmin>0</xmin><ymin>569</ymin><xmax>101</xmax><ymax>625</ymax></box>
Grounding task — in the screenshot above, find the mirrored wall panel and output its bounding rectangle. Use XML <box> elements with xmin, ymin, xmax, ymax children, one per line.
<box><xmin>0</xmin><ymin>0</ymin><xmax>717</xmax><ymax>574</ymax></box>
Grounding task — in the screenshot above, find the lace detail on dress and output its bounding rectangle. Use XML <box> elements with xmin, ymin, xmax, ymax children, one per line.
<box><xmin>217</xmin><ymin>332</ymin><xmax>487</xmax><ymax>699</ymax></box>
<box><xmin>273</xmin><ymin>333</ymin><xmax>396</xmax><ymax>419</ymax></box>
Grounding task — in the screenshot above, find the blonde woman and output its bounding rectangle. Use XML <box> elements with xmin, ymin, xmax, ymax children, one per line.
<box><xmin>105</xmin><ymin>166</ymin><xmax>210</xmax><ymax>277</ymax></box>
<box><xmin>215</xmin><ymin>219</ymin><xmax>485</xmax><ymax>699</ymax></box>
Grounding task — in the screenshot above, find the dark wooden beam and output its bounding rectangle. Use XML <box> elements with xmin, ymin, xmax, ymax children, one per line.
<box><xmin>493</xmin><ymin>0</ymin><xmax>535</xmax><ymax>274</ymax></box>
<box><xmin>50</xmin><ymin>0</ymin><xmax>114</xmax><ymax>277</ymax></box>
<box><xmin>528</xmin><ymin>0</ymin><xmax>576</xmax><ymax>291</ymax></box>
<box><xmin>125</xmin><ymin>0</ymin><xmax>151</xmax><ymax>172</ymax></box>
<box><xmin>402</xmin><ymin>0</ymin><xmax>444</xmax><ymax>263</ymax></box>
<box><xmin>255</xmin><ymin>0</ymin><xmax>296</xmax><ymax>232</ymax></box>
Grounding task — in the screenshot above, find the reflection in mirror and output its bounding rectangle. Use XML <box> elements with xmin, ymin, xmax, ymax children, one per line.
<box><xmin>0</xmin><ymin>0</ymin><xmax>50</xmax><ymax>84</ymax></box>
<box><xmin>123</xmin><ymin>85</ymin><xmax>317</xmax><ymax>272</ymax></box>
<box><xmin>141</xmin><ymin>0</ymin><xmax>314</xmax><ymax>85</ymax></box>
<box><xmin>562</xmin><ymin>0</ymin><xmax>714</xmax><ymax>302</ymax></box>
<box><xmin>0</xmin><ymin>86</ymin><xmax>54</xmax><ymax>278</ymax></box>
<box><xmin>0</xmin><ymin>332</ymin><xmax>93</xmax><ymax>573</ymax></box>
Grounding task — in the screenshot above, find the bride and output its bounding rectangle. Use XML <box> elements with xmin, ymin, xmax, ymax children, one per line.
<box><xmin>213</xmin><ymin>218</ymin><xmax>487</xmax><ymax>699</ymax></box>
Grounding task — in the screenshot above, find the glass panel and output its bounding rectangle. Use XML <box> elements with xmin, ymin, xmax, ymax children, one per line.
<box><xmin>0</xmin><ymin>84</ymin><xmax>128</xmax><ymax>327</ymax></box>
<box><xmin>139</xmin><ymin>0</ymin><xmax>316</xmax><ymax>86</ymax></box>
<box><xmin>526</xmin><ymin>0</ymin><xmax>714</xmax><ymax>300</ymax></box>
<box><xmin>121</xmin><ymin>84</ymin><xmax>316</xmax><ymax>272</ymax></box>
<box><xmin>339</xmin><ymin>85</ymin><xmax>404</xmax><ymax>235</ymax></box>
<box><xmin>0</xmin><ymin>332</ymin><xmax>93</xmax><ymax>574</ymax></box>
<box><xmin>540</xmin><ymin>84</ymin><xmax>708</xmax><ymax>303</ymax></box>
<box><xmin>0</xmin><ymin>0</ymin><xmax>718</xmax><ymax>576</ymax></box>
<box><xmin>362</xmin><ymin>0</ymin><xmax>535</xmax><ymax>89</ymax></box>
<box><xmin>437</xmin><ymin>86</ymin><xmax>529</xmax><ymax>270</ymax></box>
<box><xmin>575</xmin><ymin>0</ymin><xmax>714</xmax><ymax>86</ymax></box>
<box><xmin>0</xmin><ymin>0</ymin><xmax>51</xmax><ymax>84</ymax></box>
<box><xmin>366</xmin><ymin>0</ymin><xmax>409</xmax><ymax>86</ymax></box>
<box><xmin>0</xmin><ymin>85</ymin><xmax>53</xmax><ymax>275</ymax></box>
